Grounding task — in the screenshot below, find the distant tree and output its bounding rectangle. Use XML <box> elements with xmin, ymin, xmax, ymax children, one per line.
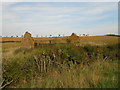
<box><xmin>16</xmin><ymin>35</ymin><xmax>18</xmax><ymax>37</ymax></box>
<box><xmin>58</xmin><ymin>34</ymin><xmax>60</xmax><ymax>37</ymax></box>
<box><xmin>106</xmin><ymin>34</ymin><xmax>116</xmax><ymax>36</ymax></box>
<box><xmin>36</xmin><ymin>35</ymin><xmax>38</xmax><ymax>37</ymax></box>
<box><xmin>50</xmin><ymin>35</ymin><xmax>52</xmax><ymax>37</ymax></box>
<box><xmin>21</xmin><ymin>35</ymin><xmax>23</xmax><ymax>37</ymax></box>
<box><xmin>83</xmin><ymin>34</ymin><xmax>85</xmax><ymax>36</ymax></box>
<box><xmin>11</xmin><ymin>36</ymin><xmax>13</xmax><ymax>37</ymax></box>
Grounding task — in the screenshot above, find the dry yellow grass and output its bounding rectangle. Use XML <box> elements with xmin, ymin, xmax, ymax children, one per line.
<box><xmin>2</xmin><ymin>42</ymin><xmax>21</xmax><ymax>51</ymax></box>
<box><xmin>0</xmin><ymin>37</ymin><xmax>22</xmax><ymax>42</ymax></box>
<box><xmin>2</xmin><ymin>42</ymin><xmax>21</xmax><ymax>63</ymax></box>
<box><xmin>79</xmin><ymin>36</ymin><xmax>119</xmax><ymax>45</ymax></box>
<box><xmin>1</xmin><ymin>35</ymin><xmax>119</xmax><ymax>45</ymax></box>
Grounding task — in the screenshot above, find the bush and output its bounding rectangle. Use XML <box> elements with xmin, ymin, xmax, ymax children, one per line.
<box><xmin>2</xmin><ymin>43</ymin><xmax>119</xmax><ymax>88</ymax></box>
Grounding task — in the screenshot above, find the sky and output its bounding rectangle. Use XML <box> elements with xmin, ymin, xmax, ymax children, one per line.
<box><xmin>2</xmin><ymin>2</ymin><xmax>118</xmax><ymax>37</ymax></box>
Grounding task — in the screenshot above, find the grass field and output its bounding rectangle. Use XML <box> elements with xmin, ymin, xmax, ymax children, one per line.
<box><xmin>1</xmin><ymin>35</ymin><xmax>119</xmax><ymax>45</ymax></box>
<box><xmin>1</xmin><ymin>35</ymin><xmax>119</xmax><ymax>88</ymax></box>
<box><xmin>79</xmin><ymin>36</ymin><xmax>119</xmax><ymax>45</ymax></box>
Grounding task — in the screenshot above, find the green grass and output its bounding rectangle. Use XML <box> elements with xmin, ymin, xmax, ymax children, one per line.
<box><xmin>2</xmin><ymin>43</ymin><xmax>119</xmax><ymax>88</ymax></box>
<box><xmin>14</xmin><ymin>60</ymin><xmax>118</xmax><ymax>88</ymax></box>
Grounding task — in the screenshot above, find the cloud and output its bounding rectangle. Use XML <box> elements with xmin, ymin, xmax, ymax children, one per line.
<box><xmin>78</xmin><ymin>22</ymin><xmax>118</xmax><ymax>35</ymax></box>
<box><xmin>84</xmin><ymin>3</ymin><xmax>117</xmax><ymax>15</ymax></box>
<box><xmin>0</xmin><ymin>3</ymin><xmax>2</xmax><ymax>36</ymax></box>
<box><xmin>2</xmin><ymin>2</ymin><xmax>118</xmax><ymax>36</ymax></box>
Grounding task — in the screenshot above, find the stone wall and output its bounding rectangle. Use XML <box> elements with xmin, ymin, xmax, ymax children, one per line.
<box><xmin>69</xmin><ymin>33</ymin><xmax>79</xmax><ymax>43</ymax></box>
<box><xmin>21</xmin><ymin>32</ymin><xmax>79</xmax><ymax>48</ymax></box>
<box><xmin>21</xmin><ymin>32</ymin><xmax>34</xmax><ymax>49</ymax></box>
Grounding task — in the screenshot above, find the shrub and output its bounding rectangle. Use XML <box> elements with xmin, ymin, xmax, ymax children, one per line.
<box><xmin>2</xmin><ymin>43</ymin><xmax>119</xmax><ymax>88</ymax></box>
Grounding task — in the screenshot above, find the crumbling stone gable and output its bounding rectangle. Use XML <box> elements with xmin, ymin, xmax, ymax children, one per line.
<box><xmin>21</xmin><ymin>32</ymin><xmax>80</xmax><ymax>48</ymax></box>
<box><xmin>69</xmin><ymin>33</ymin><xmax>79</xmax><ymax>43</ymax></box>
<box><xmin>70</xmin><ymin>33</ymin><xmax>79</xmax><ymax>38</ymax></box>
<box><xmin>21</xmin><ymin>32</ymin><xmax>34</xmax><ymax>48</ymax></box>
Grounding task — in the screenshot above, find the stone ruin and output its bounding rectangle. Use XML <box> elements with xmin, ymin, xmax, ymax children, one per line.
<box><xmin>69</xmin><ymin>33</ymin><xmax>79</xmax><ymax>43</ymax></box>
<box><xmin>21</xmin><ymin>32</ymin><xmax>79</xmax><ymax>48</ymax></box>
<box><xmin>70</xmin><ymin>33</ymin><xmax>79</xmax><ymax>38</ymax></box>
<box><xmin>21</xmin><ymin>32</ymin><xmax>34</xmax><ymax>49</ymax></box>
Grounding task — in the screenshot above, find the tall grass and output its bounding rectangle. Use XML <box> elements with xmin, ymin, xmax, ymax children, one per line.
<box><xmin>2</xmin><ymin>43</ymin><xmax>119</xmax><ymax>88</ymax></box>
<box><xmin>7</xmin><ymin>59</ymin><xmax>118</xmax><ymax>88</ymax></box>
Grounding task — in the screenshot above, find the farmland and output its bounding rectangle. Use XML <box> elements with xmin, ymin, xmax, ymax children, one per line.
<box><xmin>1</xmin><ymin>35</ymin><xmax>119</xmax><ymax>88</ymax></box>
<box><xmin>1</xmin><ymin>35</ymin><xmax>119</xmax><ymax>44</ymax></box>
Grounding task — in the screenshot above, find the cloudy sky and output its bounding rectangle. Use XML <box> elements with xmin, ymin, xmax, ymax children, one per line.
<box><xmin>2</xmin><ymin>2</ymin><xmax>118</xmax><ymax>37</ymax></box>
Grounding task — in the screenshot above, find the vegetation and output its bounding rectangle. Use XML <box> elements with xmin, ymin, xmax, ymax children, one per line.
<box><xmin>2</xmin><ymin>42</ymin><xmax>119</xmax><ymax>88</ymax></box>
<box><xmin>1</xmin><ymin>35</ymin><xmax>119</xmax><ymax>45</ymax></box>
<box><xmin>106</xmin><ymin>34</ymin><xmax>120</xmax><ymax>37</ymax></box>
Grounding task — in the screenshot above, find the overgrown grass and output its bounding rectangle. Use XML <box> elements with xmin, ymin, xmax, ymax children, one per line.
<box><xmin>2</xmin><ymin>43</ymin><xmax>119</xmax><ymax>88</ymax></box>
<box><xmin>14</xmin><ymin>47</ymin><xmax>33</xmax><ymax>54</ymax></box>
<box><xmin>4</xmin><ymin>59</ymin><xmax>118</xmax><ymax>88</ymax></box>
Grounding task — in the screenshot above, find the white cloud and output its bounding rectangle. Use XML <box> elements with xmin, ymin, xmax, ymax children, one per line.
<box><xmin>2</xmin><ymin>22</ymin><xmax>74</xmax><ymax>37</ymax></box>
<box><xmin>2</xmin><ymin>2</ymin><xmax>118</xmax><ymax>36</ymax></box>
<box><xmin>80</xmin><ymin>22</ymin><xmax>118</xmax><ymax>35</ymax></box>
<box><xmin>84</xmin><ymin>3</ymin><xmax>117</xmax><ymax>15</ymax></box>
<box><xmin>0</xmin><ymin>3</ymin><xmax>2</xmax><ymax>36</ymax></box>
